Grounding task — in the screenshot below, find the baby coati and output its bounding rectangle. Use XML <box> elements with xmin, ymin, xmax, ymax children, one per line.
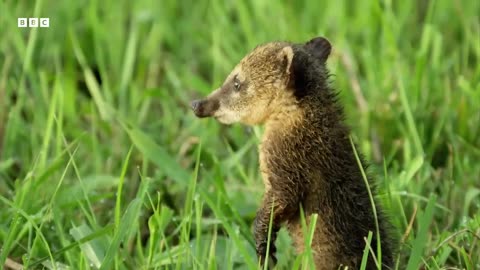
<box><xmin>190</xmin><ymin>37</ymin><xmax>394</xmax><ymax>269</ymax></box>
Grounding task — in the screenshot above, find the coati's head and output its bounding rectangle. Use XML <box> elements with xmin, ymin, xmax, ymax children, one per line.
<box><xmin>191</xmin><ymin>37</ymin><xmax>331</xmax><ymax>125</ymax></box>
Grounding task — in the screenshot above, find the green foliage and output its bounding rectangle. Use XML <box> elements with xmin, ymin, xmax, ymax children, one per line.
<box><xmin>0</xmin><ymin>0</ymin><xmax>479</xmax><ymax>269</ymax></box>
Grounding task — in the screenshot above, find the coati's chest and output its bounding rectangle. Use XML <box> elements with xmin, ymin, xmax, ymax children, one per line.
<box><xmin>258</xmin><ymin>127</ymin><xmax>300</xmax><ymax>194</ymax></box>
<box><xmin>257</xmin><ymin>112</ymin><xmax>312</xmax><ymax>194</ymax></box>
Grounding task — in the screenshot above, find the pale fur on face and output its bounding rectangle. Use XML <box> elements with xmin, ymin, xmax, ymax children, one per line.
<box><xmin>210</xmin><ymin>66</ymin><xmax>246</xmax><ymax>124</ymax></box>
<box><xmin>210</xmin><ymin>44</ymin><xmax>295</xmax><ymax>126</ymax></box>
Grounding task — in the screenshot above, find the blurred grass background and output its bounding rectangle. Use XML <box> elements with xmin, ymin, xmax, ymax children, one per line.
<box><xmin>0</xmin><ymin>0</ymin><xmax>479</xmax><ymax>269</ymax></box>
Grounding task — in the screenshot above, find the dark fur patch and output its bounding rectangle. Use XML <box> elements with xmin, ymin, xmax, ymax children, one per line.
<box><xmin>289</xmin><ymin>45</ymin><xmax>330</xmax><ymax>99</ymax></box>
<box><xmin>253</xmin><ymin>37</ymin><xmax>396</xmax><ymax>269</ymax></box>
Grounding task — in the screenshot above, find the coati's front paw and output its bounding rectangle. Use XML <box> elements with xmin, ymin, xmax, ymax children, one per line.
<box><xmin>254</xmin><ymin>208</ymin><xmax>279</xmax><ymax>267</ymax></box>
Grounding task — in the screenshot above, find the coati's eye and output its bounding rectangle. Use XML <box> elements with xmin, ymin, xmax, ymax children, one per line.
<box><xmin>233</xmin><ymin>76</ymin><xmax>241</xmax><ymax>91</ymax></box>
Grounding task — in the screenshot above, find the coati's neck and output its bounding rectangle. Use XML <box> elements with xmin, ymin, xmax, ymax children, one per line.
<box><xmin>263</xmin><ymin>85</ymin><xmax>347</xmax><ymax>141</ymax></box>
<box><xmin>263</xmin><ymin>90</ymin><xmax>304</xmax><ymax>137</ymax></box>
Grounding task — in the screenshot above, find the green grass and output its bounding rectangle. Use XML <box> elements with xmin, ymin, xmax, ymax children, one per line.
<box><xmin>1</xmin><ymin>0</ymin><xmax>479</xmax><ymax>269</ymax></box>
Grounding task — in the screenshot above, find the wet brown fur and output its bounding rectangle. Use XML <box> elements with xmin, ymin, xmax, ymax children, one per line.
<box><xmin>191</xmin><ymin>37</ymin><xmax>395</xmax><ymax>269</ymax></box>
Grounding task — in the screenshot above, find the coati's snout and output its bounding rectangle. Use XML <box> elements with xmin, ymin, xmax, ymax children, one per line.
<box><xmin>190</xmin><ymin>86</ymin><xmax>243</xmax><ymax>124</ymax></box>
<box><xmin>190</xmin><ymin>98</ymin><xmax>219</xmax><ymax>118</ymax></box>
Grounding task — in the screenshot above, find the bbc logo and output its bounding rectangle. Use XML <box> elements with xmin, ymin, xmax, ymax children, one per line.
<box><xmin>18</xmin><ymin>18</ymin><xmax>50</xmax><ymax>28</ymax></box>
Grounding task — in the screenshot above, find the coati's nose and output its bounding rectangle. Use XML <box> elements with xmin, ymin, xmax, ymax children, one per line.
<box><xmin>190</xmin><ymin>99</ymin><xmax>201</xmax><ymax>112</ymax></box>
<box><xmin>190</xmin><ymin>98</ymin><xmax>219</xmax><ymax>118</ymax></box>
<box><xmin>190</xmin><ymin>99</ymin><xmax>208</xmax><ymax>118</ymax></box>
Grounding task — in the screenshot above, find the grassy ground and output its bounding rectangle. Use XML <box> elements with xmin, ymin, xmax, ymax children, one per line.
<box><xmin>0</xmin><ymin>0</ymin><xmax>479</xmax><ymax>269</ymax></box>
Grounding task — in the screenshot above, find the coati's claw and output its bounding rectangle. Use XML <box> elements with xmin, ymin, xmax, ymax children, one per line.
<box><xmin>256</xmin><ymin>239</ymin><xmax>278</xmax><ymax>268</ymax></box>
<box><xmin>257</xmin><ymin>249</ymin><xmax>277</xmax><ymax>269</ymax></box>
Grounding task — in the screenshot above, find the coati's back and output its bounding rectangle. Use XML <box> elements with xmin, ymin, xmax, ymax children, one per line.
<box><xmin>275</xmin><ymin>42</ymin><xmax>395</xmax><ymax>269</ymax></box>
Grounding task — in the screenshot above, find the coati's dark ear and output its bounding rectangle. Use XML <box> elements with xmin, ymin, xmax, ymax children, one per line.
<box><xmin>304</xmin><ymin>37</ymin><xmax>331</xmax><ymax>62</ymax></box>
<box><xmin>276</xmin><ymin>46</ymin><xmax>294</xmax><ymax>76</ymax></box>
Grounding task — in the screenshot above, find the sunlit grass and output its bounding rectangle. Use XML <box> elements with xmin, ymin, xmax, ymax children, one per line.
<box><xmin>0</xmin><ymin>0</ymin><xmax>479</xmax><ymax>269</ymax></box>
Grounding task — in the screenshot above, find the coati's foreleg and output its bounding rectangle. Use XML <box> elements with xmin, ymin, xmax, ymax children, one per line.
<box><xmin>253</xmin><ymin>190</ymin><xmax>299</xmax><ymax>267</ymax></box>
